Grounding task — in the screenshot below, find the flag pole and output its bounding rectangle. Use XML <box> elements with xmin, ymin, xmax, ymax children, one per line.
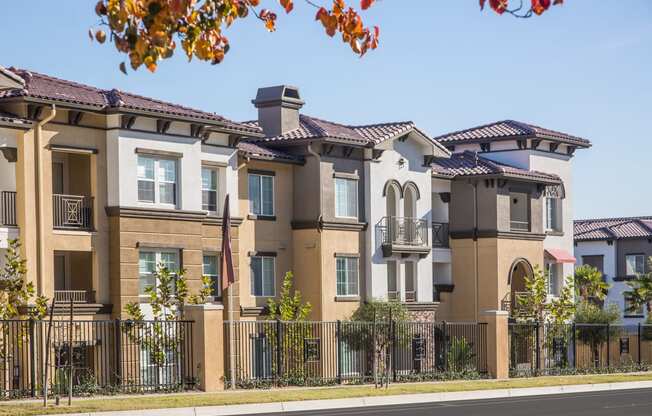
<box><xmin>221</xmin><ymin>194</ymin><xmax>236</xmax><ymax>390</ymax></box>
<box><xmin>229</xmin><ymin>275</ymin><xmax>235</xmax><ymax>390</ymax></box>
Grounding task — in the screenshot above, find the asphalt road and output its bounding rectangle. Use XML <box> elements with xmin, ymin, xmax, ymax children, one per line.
<box><xmin>257</xmin><ymin>388</ymin><xmax>652</xmax><ymax>416</ymax></box>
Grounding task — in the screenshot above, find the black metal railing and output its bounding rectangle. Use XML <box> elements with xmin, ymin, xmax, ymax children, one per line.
<box><xmin>52</xmin><ymin>194</ymin><xmax>93</xmax><ymax>230</ymax></box>
<box><xmin>0</xmin><ymin>319</ymin><xmax>194</xmax><ymax>399</ymax></box>
<box><xmin>224</xmin><ymin>320</ymin><xmax>487</xmax><ymax>388</ymax></box>
<box><xmin>54</xmin><ymin>290</ymin><xmax>96</xmax><ymax>304</ymax></box>
<box><xmin>1</xmin><ymin>191</ymin><xmax>17</xmax><ymax>226</ymax></box>
<box><xmin>377</xmin><ymin>217</ymin><xmax>429</xmax><ymax>247</ymax></box>
<box><xmin>510</xmin><ymin>220</ymin><xmax>530</xmax><ymax>232</ymax></box>
<box><xmin>509</xmin><ymin>322</ymin><xmax>652</xmax><ymax>377</ymax></box>
<box><xmin>432</xmin><ymin>222</ymin><xmax>449</xmax><ymax>248</ymax></box>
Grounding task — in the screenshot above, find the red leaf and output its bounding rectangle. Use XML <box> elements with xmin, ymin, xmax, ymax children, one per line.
<box><xmin>361</xmin><ymin>0</ymin><xmax>375</xmax><ymax>10</ymax></box>
<box><xmin>489</xmin><ymin>0</ymin><xmax>508</xmax><ymax>14</ymax></box>
<box><xmin>531</xmin><ymin>0</ymin><xmax>551</xmax><ymax>15</ymax></box>
<box><xmin>479</xmin><ymin>0</ymin><xmax>486</xmax><ymax>11</ymax></box>
<box><xmin>553</xmin><ymin>0</ymin><xmax>563</xmax><ymax>4</ymax></box>
<box><xmin>279</xmin><ymin>0</ymin><xmax>293</xmax><ymax>13</ymax></box>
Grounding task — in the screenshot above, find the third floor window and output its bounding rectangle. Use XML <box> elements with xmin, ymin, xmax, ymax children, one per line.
<box><xmin>335</xmin><ymin>177</ymin><xmax>358</xmax><ymax>218</ymax></box>
<box><xmin>248</xmin><ymin>172</ymin><xmax>274</xmax><ymax>217</ymax></box>
<box><xmin>137</xmin><ymin>155</ymin><xmax>177</xmax><ymax>206</ymax></box>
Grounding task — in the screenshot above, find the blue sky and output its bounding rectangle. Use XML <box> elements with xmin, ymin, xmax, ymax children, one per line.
<box><xmin>1</xmin><ymin>1</ymin><xmax>650</xmax><ymax>220</ymax></box>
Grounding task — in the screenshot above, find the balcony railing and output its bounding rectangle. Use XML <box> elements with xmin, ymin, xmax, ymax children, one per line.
<box><xmin>432</xmin><ymin>222</ymin><xmax>449</xmax><ymax>248</ymax></box>
<box><xmin>405</xmin><ymin>290</ymin><xmax>417</xmax><ymax>303</ymax></box>
<box><xmin>1</xmin><ymin>191</ymin><xmax>17</xmax><ymax>226</ymax></box>
<box><xmin>54</xmin><ymin>290</ymin><xmax>96</xmax><ymax>304</ymax></box>
<box><xmin>53</xmin><ymin>194</ymin><xmax>93</xmax><ymax>230</ymax></box>
<box><xmin>510</xmin><ymin>220</ymin><xmax>530</xmax><ymax>232</ymax></box>
<box><xmin>378</xmin><ymin>216</ymin><xmax>429</xmax><ymax>247</ymax></box>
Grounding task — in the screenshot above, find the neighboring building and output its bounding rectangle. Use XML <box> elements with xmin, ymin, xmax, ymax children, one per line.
<box><xmin>0</xmin><ymin>65</ymin><xmax>592</xmax><ymax>326</ymax></box>
<box><xmin>574</xmin><ymin>216</ymin><xmax>652</xmax><ymax>324</ymax></box>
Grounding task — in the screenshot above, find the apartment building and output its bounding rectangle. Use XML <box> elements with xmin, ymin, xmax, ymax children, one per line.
<box><xmin>0</xmin><ymin>66</ymin><xmax>591</xmax><ymax>326</ymax></box>
<box><xmin>574</xmin><ymin>216</ymin><xmax>652</xmax><ymax>324</ymax></box>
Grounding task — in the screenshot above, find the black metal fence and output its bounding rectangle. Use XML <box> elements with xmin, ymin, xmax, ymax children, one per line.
<box><xmin>509</xmin><ymin>322</ymin><xmax>652</xmax><ymax>376</ymax></box>
<box><xmin>0</xmin><ymin>319</ymin><xmax>195</xmax><ymax>399</ymax></box>
<box><xmin>225</xmin><ymin>321</ymin><xmax>487</xmax><ymax>388</ymax></box>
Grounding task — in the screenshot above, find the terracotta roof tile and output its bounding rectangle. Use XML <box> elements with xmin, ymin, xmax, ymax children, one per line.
<box><xmin>237</xmin><ymin>141</ymin><xmax>303</xmax><ymax>164</ymax></box>
<box><xmin>0</xmin><ymin>110</ymin><xmax>31</xmax><ymax>126</ymax></box>
<box><xmin>574</xmin><ymin>217</ymin><xmax>652</xmax><ymax>241</ymax></box>
<box><xmin>431</xmin><ymin>150</ymin><xmax>561</xmax><ymax>183</ymax></box>
<box><xmin>434</xmin><ymin>120</ymin><xmax>591</xmax><ymax>147</ymax></box>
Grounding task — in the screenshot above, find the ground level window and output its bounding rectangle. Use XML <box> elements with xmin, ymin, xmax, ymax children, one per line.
<box><xmin>336</xmin><ymin>256</ymin><xmax>359</xmax><ymax>296</ymax></box>
<box><xmin>138</xmin><ymin>250</ymin><xmax>180</xmax><ymax>296</ymax></box>
<box><xmin>251</xmin><ymin>334</ymin><xmax>273</xmax><ymax>379</ymax></box>
<box><xmin>202</xmin><ymin>254</ymin><xmax>220</xmax><ymax>299</ymax></box>
<box><xmin>624</xmin><ymin>295</ymin><xmax>644</xmax><ymax>317</ymax></box>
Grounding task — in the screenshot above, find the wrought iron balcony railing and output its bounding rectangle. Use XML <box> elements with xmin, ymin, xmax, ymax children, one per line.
<box><xmin>510</xmin><ymin>220</ymin><xmax>530</xmax><ymax>232</ymax></box>
<box><xmin>53</xmin><ymin>194</ymin><xmax>93</xmax><ymax>230</ymax></box>
<box><xmin>378</xmin><ymin>216</ymin><xmax>429</xmax><ymax>247</ymax></box>
<box><xmin>1</xmin><ymin>191</ymin><xmax>17</xmax><ymax>226</ymax></box>
<box><xmin>432</xmin><ymin>222</ymin><xmax>449</xmax><ymax>248</ymax></box>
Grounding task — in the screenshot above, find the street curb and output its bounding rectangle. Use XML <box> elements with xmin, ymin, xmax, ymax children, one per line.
<box><xmin>37</xmin><ymin>380</ymin><xmax>652</xmax><ymax>416</ymax></box>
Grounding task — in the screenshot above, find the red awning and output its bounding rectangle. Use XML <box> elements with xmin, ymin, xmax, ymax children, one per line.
<box><xmin>545</xmin><ymin>248</ymin><xmax>576</xmax><ymax>264</ymax></box>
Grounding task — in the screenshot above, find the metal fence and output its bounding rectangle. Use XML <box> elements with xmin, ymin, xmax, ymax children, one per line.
<box><xmin>509</xmin><ymin>322</ymin><xmax>652</xmax><ymax>376</ymax></box>
<box><xmin>0</xmin><ymin>319</ymin><xmax>195</xmax><ymax>399</ymax></box>
<box><xmin>225</xmin><ymin>321</ymin><xmax>487</xmax><ymax>388</ymax></box>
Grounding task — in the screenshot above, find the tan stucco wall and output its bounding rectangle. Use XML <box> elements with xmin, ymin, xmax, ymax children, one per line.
<box><xmin>441</xmin><ymin>237</ymin><xmax>543</xmax><ymax>322</ymax></box>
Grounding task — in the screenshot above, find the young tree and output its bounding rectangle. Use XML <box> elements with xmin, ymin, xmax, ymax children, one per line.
<box><xmin>574</xmin><ymin>264</ymin><xmax>609</xmax><ymax>305</ymax></box>
<box><xmin>515</xmin><ymin>265</ymin><xmax>575</xmax><ymax>324</ymax></box>
<box><xmin>89</xmin><ymin>0</ymin><xmax>565</xmax><ymax>73</ymax></box>
<box><xmin>0</xmin><ymin>238</ymin><xmax>47</xmax><ymax>320</ymax></box>
<box><xmin>574</xmin><ymin>302</ymin><xmax>621</xmax><ymax>368</ymax></box>
<box><xmin>267</xmin><ymin>271</ymin><xmax>312</xmax><ymax>321</ymax></box>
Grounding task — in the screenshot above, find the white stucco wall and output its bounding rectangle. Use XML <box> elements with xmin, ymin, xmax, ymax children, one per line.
<box><xmin>106</xmin><ymin>129</ymin><xmax>239</xmax><ymax>215</ymax></box>
<box><xmin>364</xmin><ymin>133</ymin><xmax>434</xmax><ymax>302</ymax></box>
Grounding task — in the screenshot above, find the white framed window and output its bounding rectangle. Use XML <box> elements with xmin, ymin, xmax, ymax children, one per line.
<box><xmin>626</xmin><ymin>254</ymin><xmax>646</xmax><ymax>276</ymax></box>
<box><xmin>336</xmin><ymin>256</ymin><xmax>359</xmax><ymax>297</ymax></box>
<box><xmin>624</xmin><ymin>295</ymin><xmax>645</xmax><ymax>317</ymax></box>
<box><xmin>138</xmin><ymin>249</ymin><xmax>180</xmax><ymax>296</ymax></box>
<box><xmin>202</xmin><ymin>253</ymin><xmax>220</xmax><ymax>299</ymax></box>
<box><xmin>251</xmin><ymin>335</ymin><xmax>273</xmax><ymax>379</ymax></box>
<box><xmin>248</xmin><ymin>173</ymin><xmax>274</xmax><ymax>216</ymax></box>
<box><xmin>201</xmin><ymin>167</ymin><xmax>218</xmax><ymax>213</ymax></box>
<box><xmin>545</xmin><ymin>197</ymin><xmax>563</xmax><ymax>232</ymax></box>
<box><xmin>387</xmin><ymin>260</ymin><xmax>398</xmax><ymax>301</ymax></box>
<box><xmin>138</xmin><ymin>155</ymin><xmax>177</xmax><ymax>206</ymax></box>
<box><xmin>546</xmin><ymin>263</ymin><xmax>562</xmax><ymax>296</ymax></box>
<box><xmin>251</xmin><ymin>256</ymin><xmax>275</xmax><ymax>297</ymax></box>
<box><xmin>335</xmin><ymin>178</ymin><xmax>358</xmax><ymax>218</ymax></box>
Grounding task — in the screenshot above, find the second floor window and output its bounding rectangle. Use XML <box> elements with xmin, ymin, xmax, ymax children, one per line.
<box><xmin>248</xmin><ymin>173</ymin><xmax>274</xmax><ymax>216</ymax></box>
<box><xmin>626</xmin><ymin>254</ymin><xmax>645</xmax><ymax>276</ymax></box>
<box><xmin>251</xmin><ymin>256</ymin><xmax>275</xmax><ymax>297</ymax></box>
<box><xmin>545</xmin><ymin>197</ymin><xmax>563</xmax><ymax>232</ymax></box>
<box><xmin>138</xmin><ymin>156</ymin><xmax>177</xmax><ymax>206</ymax></box>
<box><xmin>335</xmin><ymin>177</ymin><xmax>358</xmax><ymax>218</ymax></box>
<box><xmin>138</xmin><ymin>249</ymin><xmax>179</xmax><ymax>296</ymax></box>
<box><xmin>336</xmin><ymin>256</ymin><xmax>359</xmax><ymax>296</ymax></box>
<box><xmin>509</xmin><ymin>192</ymin><xmax>530</xmax><ymax>232</ymax></box>
<box><xmin>202</xmin><ymin>167</ymin><xmax>218</xmax><ymax>213</ymax></box>
<box><xmin>546</xmin><ymin>263</ymin><xmax>562</xmax><ymax>296</ymax></box>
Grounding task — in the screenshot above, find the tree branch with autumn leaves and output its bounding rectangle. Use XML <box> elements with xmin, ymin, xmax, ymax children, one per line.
<box><xmin>91</xmin><ymin>0</ymin><xmax>564</xmax><ymax>73</ymax></box>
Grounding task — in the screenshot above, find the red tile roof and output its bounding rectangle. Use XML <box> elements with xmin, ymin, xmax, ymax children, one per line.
<box><xmin>0</xmin><ymin>110</ymin><xmax>31</xmax><ymax>126</ymax></box>
<box><xmin>0</xmin><ymin>67</ymin><xmax>258</xmax><ymax>133</ymax></box>
<box><xmin>237</xmin><ymin>141</ymin><xmax>303</xmax><ymax>164</ymax></box>
<box><xmin>431</xmin><ymin>150</ymin><xmax>561</xmax><ymax>184</ymax></box>
<box><xmin>434</xmin><ymin>120</ymin><xmax>591</xmax><ymax>148</ymax></box>
<box><xmin>245</xmin><ymin>114</ymin><xmax>446</xmax><ymax>150</ymax></box>
<box><xmin>574</xmin><ymin>217</ymin><xmax>652</xmax><ymax>241</ymax></box>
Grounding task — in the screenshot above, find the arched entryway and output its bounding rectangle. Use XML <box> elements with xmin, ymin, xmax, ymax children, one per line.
<box><xmin>508</xmin><ymin>258</ymin><xmax>534</xmax><ymax>312</ymax></box>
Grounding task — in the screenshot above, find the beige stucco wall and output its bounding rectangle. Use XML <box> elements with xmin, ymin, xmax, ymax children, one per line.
<box><xmin>441</xmin><ymin>237</ymin><xmax>543</xmax><ymax>322</ymax></box>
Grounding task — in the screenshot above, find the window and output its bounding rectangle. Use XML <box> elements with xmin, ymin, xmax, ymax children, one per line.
<box><xmin>545</xmin><ymin>197</ymin><xmax>563</xmax><ymax>232</ymax></box>
<box><xmin>387</xmin><ymin>261</ymin><xmax>398</xmax><ymax>301</ymax></box>
<box><xmin>626</xmin><ymin>254</ymin><xmax>646</xmax><ymax>276</ymax></box>
<box><xmin>339</xmin><ymin>339</ymin><xmax>360</xmax><ymax>376</ymax></box>
<box><xmin>336</xmin><ymin>256</ymin><xmax>359</xmax><ymax>296</ymax></box>
<box><xmin>140</xmin><ymin>347</ymin><xmax>179</xmax><ymax>386</ymax></box>
<box><xmin>405</xmin><ymin>261</ymin><xmax>416</xmax><ymax>302</ymax></box>
<box><xmin>138</xmin><ymin>250</ymin><xmax>180</xmax><ymax>296</ymax></box>
<box><xmin>546</xmin><ymin>263</ymin><xmax>562</xmax><ymax>296</ymax></box>
<box><xmin>335</xmin><ymin>178</ymin><xmax>358</xmax><ymax>218</ymax></box>
<box><xmin>138</xmin><ymin>156</ymin><xmax>177</xmax><ymax>205</ymax></box>
<box><xmin>624</xmin><ymin>295</ymin><xmax>644</xmax><ymax>317</ymax></box>
<box><xmin>202</xmin><ymin>254</ymin><xmax>220</xmax><ymax>298</ymax></box>
<box><xmin>251</xmin><ymin>335</ymin><xmax>273</xmax><ymax>379</ymax></box>
<box><xmin>248</xmin><ymin>173</ymin><xmax>274</xmax><ymax>216</ymax></box>
<box><xmin>251</xmin><ymin>256</ymin><xmax>275</xmax><ymax>297</ymax></box>
<box><xmin>509</xmin><ymin>192</ymin><xmax>530</xmax><ymax>231</ymax></box>
<box><xmin>201</xmin><ymin>167</ymin><xmax>218</xmax><ymax>213</ymax></box>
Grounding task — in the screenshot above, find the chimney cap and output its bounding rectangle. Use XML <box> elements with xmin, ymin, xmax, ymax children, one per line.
<box><xmin>252</xmin><ymin>85</ymin><xmax>304</xmax><ymax>109</ymax></box>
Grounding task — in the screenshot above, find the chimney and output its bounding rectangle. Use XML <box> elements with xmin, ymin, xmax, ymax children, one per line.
<box><xmin>252</xmin><ymin>85</ymin><xmax>304</xmax><ymax>137</ymax></box>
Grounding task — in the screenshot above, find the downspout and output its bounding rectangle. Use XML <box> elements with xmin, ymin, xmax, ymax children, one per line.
<box><xmin>472</xmin><ymin>180</ymin><xmax>479</xmax><ymax>323</ymax></box>
<box><xmin>35</xmin><ymin>104</ymin><xmax>57</xmax><ymax>297</ymax></box>
<box><xmin>306</xmin><ymin>143</ymin><xmax>323</xmax><ymax>229</ymax></box>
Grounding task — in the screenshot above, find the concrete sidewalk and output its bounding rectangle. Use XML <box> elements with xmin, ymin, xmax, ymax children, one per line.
<box><xmin>36</xmin><ymin>380</ymin><xmax>652</xmax><ymax>416</ymax></box>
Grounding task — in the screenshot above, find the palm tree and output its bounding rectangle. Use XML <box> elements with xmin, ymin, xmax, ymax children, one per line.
<box><xmin>574</xmin><ymin>265</ymin><xmax>610</xmax><ymax>305</ymax></box>
<box><xmin>625</xmin><ymin>273</ymin><xmax>652</xmax><ymax>317</ymax></box>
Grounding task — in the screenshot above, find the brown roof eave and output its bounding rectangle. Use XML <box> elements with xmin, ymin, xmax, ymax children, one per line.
<box><xmin>0</xmin><ymin>119</ymin><xmax>33</xmax><ymax>130</ymax></box>
<box><xmin>1</xmin><ymin>96</ymin><xmax>106</xmax><ymax>113</ymax></box>
<box><xmin>238</xmin><ymin>153</ymin><xmax>305</xmax><ymax>166</ymax></box>
<box><xmin>440</xmin><ymin>133</ymin><xmax>590</xmax><ymax>148</ymax></box>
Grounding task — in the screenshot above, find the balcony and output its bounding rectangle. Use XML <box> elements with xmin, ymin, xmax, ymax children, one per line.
<box><xmin>1</xmin><ymin>191</ymin><xmax>16</xmax><ymax>226</ymax></box>
<box><xmin>53</xmin><ymin>194</ymin><xmax>93</xmax><ymax>231</ymax></box>
<box><xmin>54</xmin><ymin>290</ymin><xmax>96</xmax><ymax>304</ymax></box>
<box><xmin>377</xmin><ymin>216</ymin><xmax>430</xmax><ymax>257</ymax></box>
<box><xmin>510</xmin><ymin>220</ymin><xmax>530</xmax><ymax>232</ymax></box>
<box><xmin>431</xmin><ymin>222</ymin><xmax>449</xmax><ymax>248</ymax></box>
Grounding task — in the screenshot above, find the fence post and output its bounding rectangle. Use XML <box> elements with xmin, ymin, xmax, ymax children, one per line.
<box><xmin>480</xmin><ymin>310</ymin><xmax>509</xmax><ymax>379</ymax></box>
<box><xmin>606</xmin><ymin>323</ymin><xmax>610</xmax><ymax>369</ymax></box>
<box><xmin>571</xmin><ymin>323</ymin><xmax>576</xmax><ymax>369</ymax></box>
<box><xmin>114</xmin><ymin>319</ymin><xmax>122</xmax><ymax>386</ymax></box>
<box><xmin>336</xmin><ymin>320</ymin><xmax>342</xmax><ymax>384</ymax></box>
<box><xmin>535</xmin><ymin>322</ymin><xmax>540</xmax><ymax>374</ymax></box>
<box><xmin>442</xmin><ymin>321</ymin><xmax>447</xmax><ymax>372</ymax></box>
<box><xmin>390</xmin><ymin>318</ymin><xmax>396</xmax><ymax>383</ymax></box>
<box><xmin>184</xmin><ymin>304</ymin><xmax>225</xmax><ymax>391</ymax></box>
<box><xmin>275</xmin><ymin>319</ymin><xmax>282</xmax><ymax>385</ymax></box>
<box><xmin>28</xmin><ymin>319</ymin><xmax>36</xmax><ymax>398</ymax></box>
<box><xmin>638</xmin><ymin>323</ymin><xmax>642</xmax><ymax>367</ymax></box>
